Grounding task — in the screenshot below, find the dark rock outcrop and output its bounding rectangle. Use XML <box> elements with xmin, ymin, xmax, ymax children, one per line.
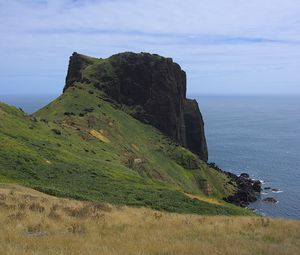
<box><xmin>253</xmin><ymin>180</ymin><xmax>262</xmax><ymax>193</ymax></box>
<box><xmin>272</xmin><ymin>188</ymin><xmax>280</xmax><ymax>192</ymax></box>
<box><xmin>208</xmin><ymin>163</ymin><xmax>261</xmax><ymax>207</ymax></box>
<box><xmin>240</xmin><ymin>173</ymin><xmax>250</xmax><ymax>178</ymax></box>
<box><xmin>63</xmin><ymin>52</ymin><xmax>208</xmax><ymax>161</ymax></box>
<box><xmin>64</xmin><ymin>52</ymin><xmax>92</xmax><ymax>91</ymax></box>
<box><xmin>225</xmin><ymin>175</ymin><xmax>261</xmax><ymax>207</ymax></box>
<box><xmin>262</xmin><ymin>197</ymin><xmax>278</xmax><ymax>203</ymax></box>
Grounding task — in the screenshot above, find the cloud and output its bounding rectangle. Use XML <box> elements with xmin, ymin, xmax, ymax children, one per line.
<box><xmin>0</xmin><ymin>0</ymin><xmax>300</xmax><ymax>94</ymax></box>
<box><xmin>2</xmin><ymin>0</ymin><xmax>299</xmax><ymax>39</ymax></box>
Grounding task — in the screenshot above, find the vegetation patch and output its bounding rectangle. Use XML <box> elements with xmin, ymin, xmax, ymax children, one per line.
<box><xmin>0</xmin><ymin>89</ymin><xmax>246</xmax><ymax>215</ymax></box>
<box><xmin>0</xmin><ymin>184</ymin><xmax>299</xmax><ymax>255</ymax></box>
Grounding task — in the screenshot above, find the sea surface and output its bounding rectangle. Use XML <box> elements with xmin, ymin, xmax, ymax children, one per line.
<box><xmin>0</xmin><ymin>94</ymin><xmax>58</xmax><ymax>114</ymax></box>
<box><xmin>195</xmin><ymin>95</ymin><xmax>300</xmax><ymax>219</ymax></box>
<box><xmin>1</xmin><ymin>94</ymin><xmax>300</xmax><ymax>219</ymax></box>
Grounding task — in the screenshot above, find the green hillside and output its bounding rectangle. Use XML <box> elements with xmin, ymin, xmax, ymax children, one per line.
<box><xmin>0</xmin><ymin>74</ymin><xmax>253</xmax><ymax>216</ymax></box>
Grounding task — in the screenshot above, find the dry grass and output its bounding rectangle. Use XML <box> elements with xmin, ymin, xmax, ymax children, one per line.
<box><xmin>0</xmin><ymin>184</ymin><xmax>299</xmax><ymax>255</ymax></box>
<box><xmin>184</xmin><ymin>192</ymin><xmax>224</xmax><ymax>205</ymax></box>
<box><xmin>89</xmin><ymin>129</ymin><xmax>111</xmax><ymax>143</ymax></box>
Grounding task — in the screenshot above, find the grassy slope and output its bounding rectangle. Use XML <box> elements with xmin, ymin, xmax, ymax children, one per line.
<box><xmin>1</xmin><ymin>184</ymin><xmax>299</xmax><ymax>255</ymax></box>
<box><xmin>0</xmin><ymin>82</ymin><xmax>252</xmax><ymax>215</ymax></box>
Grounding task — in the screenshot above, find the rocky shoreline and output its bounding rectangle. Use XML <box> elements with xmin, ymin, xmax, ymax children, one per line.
<box><xmin>208</xmin><ymin>163</ymin><xmax>262</xmax><ymax>207</ymax></box>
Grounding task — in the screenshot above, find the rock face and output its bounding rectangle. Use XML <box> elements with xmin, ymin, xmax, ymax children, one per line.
<box><xmin>65</xmin><ymin>53</ymin><xmax>92</xmax><ymax>90</ymax></box>
<box><xmin>183</xmin><ymin>99</ymin><xmax>208</xmax><ymax>161</ymax></box>
<box><xmin>64</xmin><ymin>52</ymin><xmax>208</xmax><ymax>161</ymax></box>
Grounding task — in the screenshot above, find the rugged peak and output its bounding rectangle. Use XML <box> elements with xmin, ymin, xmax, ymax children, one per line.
<box><xmin>63</xmin><ymin>52</ymin><xmax>208</xmax><ymax>161</ymax></box>
<box><xmin>64</xmin><ymin>52</ymin><xmax>93</xmax><ymax>92</ymax></box>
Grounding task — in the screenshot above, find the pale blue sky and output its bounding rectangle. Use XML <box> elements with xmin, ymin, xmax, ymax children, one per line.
<box><xmin>0</xmin><ymin>0</ymin><xmax>300</xmax><ymax>95</ymax></box>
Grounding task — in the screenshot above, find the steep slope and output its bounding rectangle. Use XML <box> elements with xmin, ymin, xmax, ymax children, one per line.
<box><xmin>0</xmin><ymin>52</ymin><xmax>253</xmax><ymax>215</ymax></box>
<box><xmin>0</xmin><ymin>88</ymin><xmax>250</xmax><ymax>215</ymax></box>
<box><xmin>64</xmin><ymin>52</ymin><xmax>208</xmax><ymax>161</ymax></box>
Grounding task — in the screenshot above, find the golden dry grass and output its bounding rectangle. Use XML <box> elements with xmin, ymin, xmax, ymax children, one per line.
<box><xmin>89</xmin><ymin>129</ymin><xmax>110</xmax><ymax>143</ymax></box>
<box><xmin>184</xmin><ymin>192</ymin><xmax>224</xmax><ymax>205</ymax></box>
<box><xmin>0</xmin><ymin>184</ymin><xmax>300</xmax><ymax>255</ymax></box>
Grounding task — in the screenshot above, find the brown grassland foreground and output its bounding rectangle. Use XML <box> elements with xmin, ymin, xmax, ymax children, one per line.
<box><xmin>0</xmin><ymin>184</ymin><xmax>300</xmax><ymax>255</ymax></box>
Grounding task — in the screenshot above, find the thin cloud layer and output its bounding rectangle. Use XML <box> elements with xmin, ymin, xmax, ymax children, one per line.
<box><xmin>0</xmin><ymin>0</ymin><xmax>300</xmax><ymax>94</ymax></box>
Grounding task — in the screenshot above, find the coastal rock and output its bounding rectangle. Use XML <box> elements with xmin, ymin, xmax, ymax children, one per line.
<box><xmin>63</xmin><ymin>52</ymin><xmax>208</xmax><ymax>161</ymax></box>
<box><xmin>262</xmin><ymin>197</ymin><xmax>278</xmax><ymax>203</ymax></box>
<box><xmin>253</xmin><ymin>180</ymin><xmax>262</xmax><ymax>192</ymax></box>
<box><xmin>240</xmin><ymin>173</ymin><xmax>250</xmax><ymax>178</ymax></box>
<box><xmin>225</xmin><ymin>175</ymin><xmax>259</xmax><ymax>207</ymax></box>
<box><xmin>208</xmin><ymin>163</ymin><xmax>261</xmax><ymax>207</ymax></box>
<box><xmin>272</xmin><ymin>188</ymin><xmax>280</xmax><ymax>192</ymax></box>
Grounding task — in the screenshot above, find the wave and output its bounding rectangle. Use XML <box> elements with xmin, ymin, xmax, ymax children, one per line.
<box><xmin>272</xmin><ymin>190</ymin><xmax>283</xmax><ymax>194</ymax></box>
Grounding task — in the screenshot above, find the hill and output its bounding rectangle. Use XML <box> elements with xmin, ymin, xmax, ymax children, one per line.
<box><xmin>0</xmin><ymin>52</ymin><xmax>255</xmax><ymax>215</ymax></box>
<box><xmin>64</xmin><ymin>52</ymin><xmax>208</xmax><ymax>161</ymax></box>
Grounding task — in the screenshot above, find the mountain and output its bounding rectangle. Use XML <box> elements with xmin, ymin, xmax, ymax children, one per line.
<box><xmin>0</xmin><ymin>52</ymin><xmax>253</xmax><ymax>216</ymax></box>
<box><xmin>64</xmin><ymin>52</ymin><xmax>208</xmax><ymax>161</ymax></box>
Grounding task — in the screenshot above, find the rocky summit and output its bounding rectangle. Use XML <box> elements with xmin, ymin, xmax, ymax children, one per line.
<box><xmin>64</xmin><ymin>52</ymin><xmax>208</xmax><ymax>161</ymax></box>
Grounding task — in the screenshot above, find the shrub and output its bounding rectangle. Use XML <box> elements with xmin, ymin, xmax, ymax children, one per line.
<box><xmin>67</xmin><ymin>223</ymin><xmax>86</xmax><ymax>234</ymax></box>
<box><xmin>48</xmin><ymin>210</ymin><xmax>61</xmax><ymax>220</ymax></box>
<box><xmin>51</xmin><ymin>129</ymin><xmax>61</xmax><ymax>135</ymax></box>
<box><xmin>29</xmin><ymin>202</ymin><xmax>45</xmax><ymax>213</ymax></box>
<box><xmin>63</xmin><ymin>206</ymin><xmax>90</xmax><ymax>218</ymax></box>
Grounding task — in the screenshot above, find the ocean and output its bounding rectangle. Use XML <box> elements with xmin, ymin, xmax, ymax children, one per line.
<box><xmin>1</xmin><ymin>94</ymin><xmax>300</xmax><ymax>219</ymax></box>
<box><xmin>196</xmin><ymin>95</ymin><xmax>300</xmax><ymax>219</ymax></box>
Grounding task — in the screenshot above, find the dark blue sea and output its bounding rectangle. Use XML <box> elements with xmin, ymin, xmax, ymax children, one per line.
<box><xmin>195</xmin><ymin>95</ymin><xmax>300</xmax><ymax>220</ymax></box>
<box><xmin>1</xmin><ymin>94</ymin><xmax>300</xmax><ymax>219</ymax></box>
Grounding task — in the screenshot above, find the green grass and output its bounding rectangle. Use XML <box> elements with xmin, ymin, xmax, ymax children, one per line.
<box><xmin>0</xmin><ymin>84</ymin><xmax>253</xmax><ymax>216</ymax></box>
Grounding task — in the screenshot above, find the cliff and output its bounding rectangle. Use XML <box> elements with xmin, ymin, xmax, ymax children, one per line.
<box><xmin>64</xmin><ymin>52</ymin><xmax>208</xmax><ymax>161</ymax></box>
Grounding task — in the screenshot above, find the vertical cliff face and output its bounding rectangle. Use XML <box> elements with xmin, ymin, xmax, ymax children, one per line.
<box><xmin>108</xmin><ymin>53</ymin><xmax>187</xmax><ymax>146</ymax></box>
<box><xmin>183</xmin><ymin>99</ymin><xmax>208</xmax><ymax>161</ymax></box>
<box><xmin>63</xmin><ymin>52</ymin><xmax>208</xmax><ymax>161</ymax></box>
<box><xmin>65</xmin><ymin>53</ymin><xmax>88</xmax><ymax>91</ymax></box>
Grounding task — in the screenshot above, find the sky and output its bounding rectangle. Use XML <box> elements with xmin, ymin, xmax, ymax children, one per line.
<box><xmin>0</xmin><ymin>0</ymin><xmax>300</xmax><ymax>95</ymax></box>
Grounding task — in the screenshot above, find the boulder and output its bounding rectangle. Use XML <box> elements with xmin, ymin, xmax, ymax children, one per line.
<box><xmin>240</xmin><ymin>173</ymin><xmax>250</xmax><ymax>178</ymax></box>
<box><xmin>253</xmin><ymin>180</ymin><xmax>262</xmax><ymax>192</ymax></box>
<box><xmin>272</xmin><ymin>188</ymin><xmax>280</xmax><ymax>192</ymax></box>
<box><xmin>262</xmin><ymin>197</ymin><xmax>278</xmax><ymax>203</ymax></box>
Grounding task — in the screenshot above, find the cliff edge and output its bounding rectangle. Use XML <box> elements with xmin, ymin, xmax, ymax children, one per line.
<box><xmin>63</xmin><ymin>52</ymin><xmax>208</xmax><ymax>161</ymax></box>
